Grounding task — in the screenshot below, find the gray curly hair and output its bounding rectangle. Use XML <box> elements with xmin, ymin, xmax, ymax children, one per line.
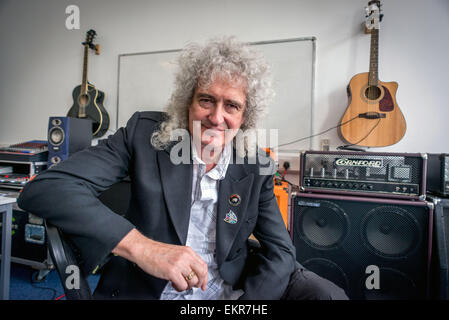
<box><xmin>150</xmin><ymin>36</ymin><xmax>274</xmax><ymax>154</ymax></box>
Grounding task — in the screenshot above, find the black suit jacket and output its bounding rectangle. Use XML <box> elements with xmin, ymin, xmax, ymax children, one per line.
<box><xmin>18</xmin><ymin>111</ymin><xmax>296</xmax><ymax>299</ymax></box>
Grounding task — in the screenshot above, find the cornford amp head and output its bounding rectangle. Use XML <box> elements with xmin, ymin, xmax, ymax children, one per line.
<box><xmin>300</xmin><ymin>151</ymin><xmax>427</xmax><ymax>200</ymax></box>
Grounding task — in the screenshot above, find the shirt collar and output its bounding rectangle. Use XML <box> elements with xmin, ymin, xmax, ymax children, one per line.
<box><xmin>191</xmin><ymin>139</ymin><xmax>231</xmax><ymax>181</ymax></box>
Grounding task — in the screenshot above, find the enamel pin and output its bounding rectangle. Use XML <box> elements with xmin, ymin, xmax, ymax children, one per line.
<box><xmin>229</xmin><ymin>194</ymin><xmax>241</xmax><ymax>206</ymax></box>
<box><xmin>224</xmin><ymin>210</ymin><xmax>238</xmax><ymax>224</ymax></box>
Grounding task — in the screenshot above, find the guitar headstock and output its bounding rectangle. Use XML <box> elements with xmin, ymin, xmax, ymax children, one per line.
<box><xmin>365</xmin><ymin>1</ymin><xmax>383</xmax><ymax>31</ymax></box>
<box><xmin>82</xmin><ymin>29</ymin><xmax>100</xmax><ymax>54</ymax></box>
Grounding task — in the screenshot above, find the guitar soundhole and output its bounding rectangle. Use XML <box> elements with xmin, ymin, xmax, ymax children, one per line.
<box><xmin>78</xmin><ymin>94</ymin><xmax>89</xmax><ymax>106</ymax></box>
<box><xmin>364</xmin><ymin>86</ymin><xmax>381</xmax><ymax>100</ymax></box>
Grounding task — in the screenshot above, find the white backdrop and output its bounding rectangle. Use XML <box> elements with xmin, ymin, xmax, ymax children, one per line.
<box><xmin>118</xmin><ymin>38</ymin><xmax>315</xmax><ymax>151</ymax></box>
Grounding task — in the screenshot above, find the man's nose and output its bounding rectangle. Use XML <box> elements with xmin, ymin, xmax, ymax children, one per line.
<box><xmin>208</xmin><ymin>103</ymin><xmax>225</xmax><ymax>125</ymax></box>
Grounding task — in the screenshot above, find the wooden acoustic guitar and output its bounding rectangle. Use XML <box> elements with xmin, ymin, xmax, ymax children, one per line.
<box><xmin>67</xmin><ymin>29</ymin><xmax>110</xmax><ymax>138</ymax></box>
<box><xmin>339</xmin><ymin>1</ymin><xmax>406</xmax><ymax>147</ymax></box>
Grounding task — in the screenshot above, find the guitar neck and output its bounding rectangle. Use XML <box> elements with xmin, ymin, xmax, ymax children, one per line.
<box><xmin>368</xmin><ymin>28</ymin><xmax>379</xmax><ymax>86</ymax></box>
<box><xmin>81</xmin><ymin>44</ymin><xmax>89</xmax><ymax>93</ymax></box>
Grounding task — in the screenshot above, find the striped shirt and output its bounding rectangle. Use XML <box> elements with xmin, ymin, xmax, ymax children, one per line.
<box><xmin>159</xmin><ymin>142</ymin><xmax>244</xmax><ymax>300</ymax></box>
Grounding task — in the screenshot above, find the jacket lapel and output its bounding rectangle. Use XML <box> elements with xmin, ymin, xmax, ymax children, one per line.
<box><xmin>216</xmin><ymin>161</ymin><xmax>254</xmax><ymax>265</ymax></box>
<box><xmin>157</xmin><ymin>148</ymin><xmax>192</xmax><ymax>245</ymax></box>
<box><xmin>156</xmin><ymin>140</ymin><xmax>254</xmax><ymax>263</ymax></box>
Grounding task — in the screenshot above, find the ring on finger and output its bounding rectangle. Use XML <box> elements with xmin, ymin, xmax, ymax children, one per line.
<box><xmin>185</xmin><ymin>270</ymin><xmax>196</xmax><ymax>281</ymax></box>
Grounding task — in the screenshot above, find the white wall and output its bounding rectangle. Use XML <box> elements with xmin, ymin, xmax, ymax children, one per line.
<box><xmin>1</xmin><ymin>0</ymin><xmax>448</xmax><ymax>157</ymax></box>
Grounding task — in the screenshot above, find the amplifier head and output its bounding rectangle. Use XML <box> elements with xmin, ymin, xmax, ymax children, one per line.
<box><xmin>300</xmin><ymin>150</ymin><xmax>427</xmax><ymax>200</ymax></box>
<box><xmin>427</xmin><ymin>154</ymin><xmax>449</xmax><ymax>197</ymax></box>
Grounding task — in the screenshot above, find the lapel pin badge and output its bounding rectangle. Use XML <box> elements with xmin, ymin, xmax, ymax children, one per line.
<box><xmin>229</xmin><ymin>194</ymin><xmax>241</xmax><ymax>206</ymax></box>
<box><xmin>224</xmin><ymin>210</ymin><xmax>238</xmax><ymax>224</ymax></box>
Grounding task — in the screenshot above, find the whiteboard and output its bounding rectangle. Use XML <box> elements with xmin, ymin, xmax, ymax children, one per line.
<box><xmin>117</xmin><ymin>37</ymin><xmax>316</xmax><ymax>151</ymax></box>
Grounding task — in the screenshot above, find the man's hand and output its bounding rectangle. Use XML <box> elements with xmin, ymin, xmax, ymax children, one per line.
<box><xmin>112</xmin><ymin>228</ymin><xmax>208</xmax><ymax>292</ymax></box>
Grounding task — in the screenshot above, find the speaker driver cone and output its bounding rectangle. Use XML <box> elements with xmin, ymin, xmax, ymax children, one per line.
<box><xmin>50</xmin><ymin>156</ymin><xmax>61</xmax><ymax>164</ymax></box>
<box><xmin>48</xmin><ymin>127</ymin><xmax>65</xmax><ymax>146</ymax></box>
<box><xmin>297</xmin><ymin>201</ymin><xmax>349</xmax><ymax>249</ymax></box>
<box><xmin>51</xmin><ymin>118</ymin><xmax>62</xmax><ymax>126</ymax></box>
<box><xmin>362</xmin><ymin>206</ymin><xmax>420</xmax><ymax>258</ymax></box>
<box><xmin>363</xmin><ymin>268</ymin><xmax>418</xmax><ymax>300</ymax></box>
<box><xmin>303</xmin><ymin>258</ymin><xmax>349</xmax><ymax>292</ymax></box>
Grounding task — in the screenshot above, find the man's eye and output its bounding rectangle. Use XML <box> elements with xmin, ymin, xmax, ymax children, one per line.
<box><xmin>199</xmin><ymin>98</ymin><xmax>214</xmax><ymax>107</ymax></box>
<box><xmin>226</xmin><ymin>103</ymin><xmax>239</xmax><ymax>111</ymax></box>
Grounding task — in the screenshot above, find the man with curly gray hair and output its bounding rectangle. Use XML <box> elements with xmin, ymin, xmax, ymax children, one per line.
<box><xmin>151</xmin><ymin>36</ymin><xmax>273</xmax><ymax>159</ymax></box>
<box><xmin>18</xmin><ymin>36</ymin><xmax>347</xmax><ymax>300</ymax></box>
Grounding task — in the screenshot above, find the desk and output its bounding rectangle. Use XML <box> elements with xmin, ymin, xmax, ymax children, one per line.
<box><xmin>0</xmin><ymin>196</ymin><xmax>15</xmax><ymax>300</ymax></box>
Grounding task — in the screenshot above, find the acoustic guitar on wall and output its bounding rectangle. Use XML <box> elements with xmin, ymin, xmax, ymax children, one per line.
<box><xmin>339</xmin><ymin>1</ymin><xmax>406</xmax><ymax>147</ymax></box>
<box><xmin>67</xmin><ymin>29</ymin><xmax>110</xmax><ymax>138</ymax></box>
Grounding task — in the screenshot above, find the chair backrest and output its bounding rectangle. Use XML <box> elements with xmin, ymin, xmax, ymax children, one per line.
<box><xmin>45</xmin><ymin>220</ymin><xmax>93</xmax><ymax>300</ymax></box>
<box><xmin>45</xmin><ymin>178</ymin><xmax>133</xmax><ymax>299</ymax></box>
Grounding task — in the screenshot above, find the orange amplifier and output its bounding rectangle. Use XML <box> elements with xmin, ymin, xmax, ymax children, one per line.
<box><xmin>274</xmin><ymin>181</ymin><xmax>289</xmax><ymax>229</ymax></box>
<box><xmin>264</xmin><ymin>148</ymin><xmax>290</xmax><ymax>229</ymax></box>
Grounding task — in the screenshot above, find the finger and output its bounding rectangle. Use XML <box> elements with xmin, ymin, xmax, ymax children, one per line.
<box><xmin>196</xmin><ymin>266</ymin><xmax>208</xmax><ymax>291</ymax></box>
<box><xmin>167</xmin><ymin>246</ymin><xmax>208</xmax><ymax>291</ymax></box>
<box><xmin>184</xmin><ymin>270</ymin><xmax>199</xmax><ymax>290</ymax></box>
<box><xmin>183</xmin><ymin>247</ymin><xmax>208</xmax><ymax>288</ymax></box>
<box><xmin>171</xmin><ymin>271</ymin><xmax>190</xmax><ymax>292</ymax></box>
<box><xmin>189</xmin><ymin>263</ymin><xmax>208</xmax><ymax>290</ymax></box>
<box><xmin>170</xmin><ymin>268</ymin><xmax>196</xmax><ymax>291</ymax></box>
<box><xmin>201</xmin><ymin>272</ymin><xmax>208</xmax><ymax>291</ymax></box>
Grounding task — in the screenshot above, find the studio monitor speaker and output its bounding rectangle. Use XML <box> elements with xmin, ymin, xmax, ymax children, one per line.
<box><xmin>291</xmin><ymin>192</ymin><xmax>433</xmax><ymax>300</ymax></box>
<box><xmin>47</xmin><ymin>116</ymin><xmax>92</xmax><ymax>168</ymax></box>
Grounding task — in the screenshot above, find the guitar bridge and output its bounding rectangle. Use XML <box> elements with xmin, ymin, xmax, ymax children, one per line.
<box><xmin>358</xmin><ymin>112</ymin><xmax>386</xmax><ymax>119</ymax></box>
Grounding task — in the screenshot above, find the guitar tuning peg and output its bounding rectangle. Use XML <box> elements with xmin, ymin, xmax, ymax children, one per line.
<box><xmin>95</xmin><ymin>44</ymin><xmax>101</xmax><ymax>55</ymax></box>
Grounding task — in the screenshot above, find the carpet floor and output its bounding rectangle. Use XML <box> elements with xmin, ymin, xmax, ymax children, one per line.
<box><xmin>9</xmin><ymin>262</ymin><xmax>100</xmax><ymax>300</ymax></box>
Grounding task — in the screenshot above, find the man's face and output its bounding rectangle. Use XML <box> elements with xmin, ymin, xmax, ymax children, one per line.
<box><xmin>188</xmin><ymin>77</ymin><xmax>246</xmax><ymax>154</ymax></box>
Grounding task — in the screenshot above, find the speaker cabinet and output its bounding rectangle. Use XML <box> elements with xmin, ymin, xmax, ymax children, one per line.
<box><xmin>47</xmin><ymin>117</ymin><xmax>92</xmax><ymax>168</ymax></box>
<box><xmin>291</xmin><ymin>192</ymin><xmax>433</xmax><ymax>300</ymax></box>
<box><xmin>427</xmin><ymin>195</ymin><xmax>449</xmax><ymax>299</ymax></box>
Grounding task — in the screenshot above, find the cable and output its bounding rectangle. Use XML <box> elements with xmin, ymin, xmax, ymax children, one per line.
<box><xmin>274</xmin><ymin>161</ymin><xmax>297</xmax><ymax>187</ymax></box>
<box><xmin>275</xmin><ymin>115</ymin><xmax>360</xmax><ymax>148</ymax></box>
<box><xmin>338</xmin><ymin>118</ymin><xmax>381</xmax><ymax>149</ymax></box>
<box><xmin>279</xmin><ymin>176</ymin><xmax>297</xmax><ymax>187</ymax></box>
